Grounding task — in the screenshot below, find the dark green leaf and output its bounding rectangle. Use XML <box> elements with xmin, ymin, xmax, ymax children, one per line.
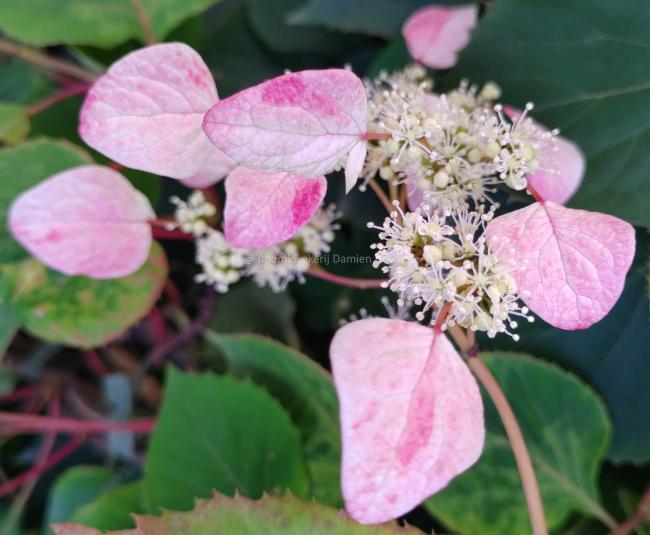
<box><xmin>448</xmin><ymin>0</ymin><xmax>650</xmax><ymax>225</ymax></box>
<box><xmin>246</xmin><ymin>0</ymin><xmax>361</xmax><ymax>55</ymax></box>
<box><xmin>143</xmin><ymin>369</ymin><xmax>309</xmax><ymax>512</ymax></box>
<box><xmin>210</xmin><ymin>281</ymin><xmax>299</xmax><ymax>346</ymax></box>
<box><xmin>1</xmin><ymin>242</ymin><xmax>168</xmax><ymax>348</ymax></box>
<box><xmin>203</xmin><ymin>332</ymin><xmax>342</xmax><ymax>506</ymax></box>
<box><xmin>426</xmin><ymin>353</ymin><xmax>613</xmax><ymax>534</ymax></box>
<box><xmin>0</xmin><ymin>138</ymin><xmax>92</xmax><ymax>263</ymax></box>
<box><xmin>0</xmin><ymin>58</ymin><xmax>54</xmax><ymax>105</ymax></box>
<box><xmin>288</xmin><ymin>0</ymin><xmax>463</xmax><ymax>39</ymax></box>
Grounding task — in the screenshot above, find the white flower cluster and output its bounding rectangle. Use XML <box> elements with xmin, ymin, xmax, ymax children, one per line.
<box><xmin>363</xmin><ymin>68</ymin><xmax>558</xmax><ymax>212</ymax></box>
<box><xmin>167</xmin><ymin>191</ymin><xmax>216</xmax><ymax>236</ymax></box>
<box><xmin>369</xmin><ymin>202</ymin><xmax>533</xmax><ymax>339</ymax></box>
<box><xmin>186</xmin><ymin>203</ymin><xmax>340</xmax><ymax>293</ymax></box>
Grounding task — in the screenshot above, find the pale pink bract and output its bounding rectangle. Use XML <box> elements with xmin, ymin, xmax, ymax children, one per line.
<box><xmin>485</xmin><ymin>202</ymin><xmax>635</xmax><ymax>329</ymax></box>
<box><xmin>402</xmin><ymin>4</ymin><xmax>478</xmax><ymax>69</ymax></box>
<box><xmin>179</xmin><ymin>148</ymin><xmax>237</xmax><ymax>189</ymax></box>
<box><xmin>330</xmin><ymin>318</ymin><xmax>484</xmax><ymax>524</ymax></box>
<box><xmin>202</xmin><ymin>69</ymin><xmax>368</xmax><ymax>188</ymax></box>
<box><xmin>223</xmin><ymin>167</ymin><xmax>327</xmax><ymax>248</ymax></box>
<box><xmin>79</xmin><ymin>43</ymin><xmax>222</xmax><ymax>180</ymax></box>
<box><xmin>9</xmin><ymin>165</ymin><xmax>154</xmax><ymax>279</ymax></box>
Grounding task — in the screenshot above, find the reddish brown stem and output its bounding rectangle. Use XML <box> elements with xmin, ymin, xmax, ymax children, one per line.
<box><xmin>151</xmin><ymin>226</ymin><xmax>194</xmax><ymax>241</ymax></box>
<box><xmin>433</xmin><ymin>302</ymin><xmax>452</xmax><ymax>333</ymax></box>
<box><xmin>610</xmin><ymin>487</ymin><xmax>650</xmax><ymax>535</ymax></box>
<box><xmin>526</xmin><ymin>183</ymin><xmax>545</xmax><ymax>204</ymax></box>
<box><xmin>0</xmin><ymin>412</ymin><xmax>156</xmax><ymax>435</ymax></box>
<box><xmin>26</xmin><ymin>83</ymin><xmax>89</xmax><ymax>117</ymax></box>
<box><xmin>307</xmin><ymin>266</ymin><xmax>386</xmax><ymax>289</ymax></box>
<box><xmin>0</xmin><ymin>437</ymin><xmax>84</xmax><ymax>497</ymax></box>
<box><xmin>362</xmin><ymin>132</ymin><xmax>391</xmax><ymax>141</ymax></box>
<box><xmin>367</xmin><ymin>178</ymin><xmax>395</xmax><ymax>214</ymax></box>
<box><xmin>0</xmin><ymin>39</ymin><xmax>98</xmax><ymax>83</ymax></box>
<box><xmin>108</xmin><ymin>161</ymin><xmax>125</xmax><ymax>172</ymax></box>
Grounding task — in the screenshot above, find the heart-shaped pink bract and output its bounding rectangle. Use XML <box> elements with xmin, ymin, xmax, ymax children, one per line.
<box><xmin>486</xmin><ymin>202</ymin><xmax>635</xmax><ymax>330</ymax></box>
<box><xmin>528</xmin><ymin>136</ymin><xmax>585</xmax><ymax>205</ymax></box>
<box><xmin>79</xmin><ymin>43</ymin><xmax>218</xmax><ymax>180</ymax></box>
<box><xmin>9</xmin><ymin>165</ymin><xmax>154</xmax><ymax>279</ymax></box>
<box><xmin>330</xmin><ymin>318</ymin><xmax>484</xmax><ymax>524</ymax></box>
<box><xmin>179</xmin><ymin>147</ymin><xmax>236</xmax><ymax>189</ymax></box>
<box><xmin>402</xmin><ymin>4</ymin><xmax>478</xmax><ymax>69</ymax></box>
<box><xmin>202</xmin><ymin>69</ymin><xmax>367</xmax><ymax>188</ymax></box>
<box><xmin>224</xmin><ymin>167</ymin><xmax>327</xmax><ymax>248</ymax></box>
<box><xmin>503</xmin><ymin>105</ymin><xmax>585</xmax><ymax>204</ymax></box>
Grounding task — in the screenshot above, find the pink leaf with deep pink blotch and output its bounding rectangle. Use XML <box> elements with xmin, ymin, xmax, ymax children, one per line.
<box><xmin>330</xmin><ymin>318</ymin><xmax>484</xmax><ymax>524</ymax></box>
<box><xmin>179</xmin><ymin>148</ymin><xmax>236</xmax><ymax>189</ymax></box>
<box><xmin>202</xmin><ymin>70</ymin><xmax>367</xmax><ymax>186</ymax></box>
<box><xmin>503</xmin><ymin>106</ymin><xmax>585</xmax><ymax>204</ymax></box>
<box><xmin>485</xmin><ymin>202</ymin><xmax>635</xmax><ymax>330</ymax></box>
<box><xmin>9</xmin><ymin>165</ymin><xmax>154</xmax><ymax>279</ymax></box>
<box><xmin>79</xmin><ymin>43</ymin><xmax>218</xmax><ymax>180</ymax></box>
<box><xmin>224</xmin><ymin>167</ymin><xmax>327</xmax><ymax>248</ymax></box>
<box><xmin>402</xmin><ymin>4</ymin><xmax>477</xmax><ymax>69</ymax></box>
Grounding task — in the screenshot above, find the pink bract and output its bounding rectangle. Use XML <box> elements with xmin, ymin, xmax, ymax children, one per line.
<box><xmin>330</xmin><ymin>318</ymin><xmax>484</xmax><ymax>524</ymax></box>
<box><xmin>223</xmin><ymin>167</ymin><xmax>327</xmax><ymax>248</ymax></box>
<box><xmin>503</xmin><ymin>105</ymin><xmax>585</xmax><ymax>204</ymax></box>
<box><xmin>486</xmin><ymin>202</ymin><xmax>635</xmax><ymax>330</ymax></box>
<box><xmin>528</xmin><ymin>136</ymin><xmax>585</xmax><ymax>204</ymax></box>
<box><xmin>179</xmin><ymin>147</ymin><xmax>236</xmax><ymax>189</ymax></box>
<box><xmin>79</xmin><ymin>43</ymin><xmax>218</xmax><ymax>180</ymax></box>
<box><xmin>9</xmin><ymin>165</ymin><xmax>154</xmax><ymax>279</ymax></box>
<box><xmin>202</xmin><ymin>69</ymin><xmax>367</xmax><ymax>187</ymax></box>
<box><xmin>402</xmin><ymin>4</ymin><xmax>478</xmax><ymax>69</ymax></box>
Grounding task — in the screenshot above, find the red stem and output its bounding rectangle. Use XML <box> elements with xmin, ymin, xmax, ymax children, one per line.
<box><xmin>362</xmin><ymin>132</ymin><xmax>391</xmax><ymax>141</ymax></box>
<box><xmin>306</xmin><ymin>267</ymin><xmax>386</xmax><ymax>289</ymax></box>
<box><xmin>434</xmin><ymin>302</ymin><xmax>452</xmax><ymax>333</ymax></box>
<box><xmin>83</xmin><ymin>350</ymin><xmax>108</xmax><ymax>376</ymax></box>
<box><xmin>26</xmin><ymin>83</ymin><xmax>89</xmax><ymax>117</ymax></box>
<box><xmin>0</xmin><ymin>385</ymin><xmax>40</xmax><ymax>404</ymax></box>
<box><xmin>610</xmin><ymin>487</ymin><xmax>650</xmax><ymax>535</ymax></box>
<box><xmin>0</xmin><ymin>437</ymin><xmax>84</xmax><ymax>497</ymax></box>
<box><xmin>0</xmin><ymin>412</ymin><xmax>156</xmax><ymax>434</ymax></box>
<box><xmin>151</xmin><ymin>227</ymin><xmax>194</xmax><ymax>241</ymax></box>
<box><xmin>526</xmin><ymin>183</ymin><xmax>545</xmax><ymax>204</ymax></box>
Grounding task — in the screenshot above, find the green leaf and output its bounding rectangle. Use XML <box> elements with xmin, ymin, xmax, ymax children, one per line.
<box><xmin>0</xmin><ymin>58</ymin><xmax>54</xmax><ymax>105</ymax></box>
<box><xmin>72</xmin><ymin>482</ymin><xmax>146</xmax><ymax>532</ymax></box>
<box><xmin>367</xmin><ymin>37</ymin><xmax>410</xmax><ymax>78</ymax></box>
<box><xmin>288</xmin><ymin>0</ymin><xmax>464</xmax><ymax>39</ymax></box>
<box><xmin>1</xmin><ymin>242</ymin><xmax>168</xmax><ymax>348</ymax></box>
<box><xmin>203</xmin><ymin>332</ymin><xmax>342</xmax><ymax>506</ymax></box>
<box><xmin>209</xmin><ymin>281</ymin><xmax>299</xmax><ymax>346</ymax></box>
<box><xmin>143</xmin><ymin>369</ymin><xmax>309</xmax><ymax>512</ymax></box>
<box><xmin>0</xmin><ymin>299</ymin><xmax>19</xmax><ymax>359</ymax></box>
<box><xmin>0</xmin><ymin>0</ymin><xmax>222</xmax><ymax>48</ymax></box>
<box><xmin>0</xmin><ymin>138</ymin><xmax>92</xmax><ymax>263</ymax></box>
<box><xmin>44</xmin><ymin>466</ymin><xmax>121</xmax><ymax>535</ymax></box>
<box><xmin>56</xmin><ymin>492</ymin><xmax>421</xmax><ymax>534</ymax></box>
<box><xmin>426</xmin><ymin>353</ymin><xmax>613</xmax><ymax>534</ymax></box>
<box><xmin>0</xmin><ymin>102</ymin><xmax>29</xmax><ymax>144</ymax></box>
<box><xmin>479</xmin><ymin>268</ymin><xmax>650</xmax><ymax>462</ymax></box>
<box><xmin>448</xmin><ymin>0</ymin><xmax>650</xmax><ymax>225</ymax></box>
<box><xmin>245</xmin><ymin>0</ymin><xmax>361</xmax><ymax>55</ymax></box>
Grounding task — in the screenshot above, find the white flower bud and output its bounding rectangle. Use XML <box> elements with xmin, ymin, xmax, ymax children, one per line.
<box><xmin>385</xmin><ymin>139</ymin><xmax>399</xmax><ymax>154</ymax></box>
<box><xmin>379</xmin><ymin>166</ymin><xmax>395</xmax><ymax>180</ymax></box>
<box><xmin>433</xmin><ymin>171</ymin><xmax>450</xmax><ymax>189</ymax></box>
<box><xmin>484</xmin><ymin>141</ymin><xmax>501</xmax><ymax>159</ymax></box>
<box><xmin>467</xmin><ymin>148</ymin><xmax>481</xmax><ymax>163</ymax></box>
<box><xmin>423</xmin><ymin>245</ymin><xmax>442</xmax><ymax>265</ymax></box>
<box><xmin>406</xmin><ymin>146</ymin><xmax>424</xmax><ymax>161</ymax></box>
<box><xmin>479</xmin><ymin>82</ymin><xmax>501</xmax><ymax>101</ymax></box>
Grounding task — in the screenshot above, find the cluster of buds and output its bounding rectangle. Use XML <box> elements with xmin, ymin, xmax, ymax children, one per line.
<box><xmin>369</xmin><ymin>201</ymin><xmax>533</xmax><ymax>339</ymax></box>
<box><xmin>170</xmin><ymin>193</ymin><xmax>340</xmax><ymax>293</ymax></box>
<box><xmin>363</xmin><ymin>70</ymin><xmax>559</xmax><ymax>212</ymax></box>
